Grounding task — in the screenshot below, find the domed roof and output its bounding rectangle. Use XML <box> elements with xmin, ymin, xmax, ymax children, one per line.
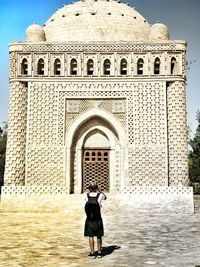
<box><xmin>25</xmin><ymin>23</ymin><xmax>46</xmax><ymax>42</ymax></box>
<box><xmin>149</xmin><ymin>21</ymin><xmax>169</xmax><ymax>41</ymax></box>
<box><xmin>44</xmin><ymin>0</ymin><xmax>151</xmax><ymax>42</ymax></box>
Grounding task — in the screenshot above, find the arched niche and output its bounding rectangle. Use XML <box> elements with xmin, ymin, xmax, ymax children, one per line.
<box><xmin>65</xmin><ymin>109</ymin><xmax>127</xmax><ymax>194</ymax></box>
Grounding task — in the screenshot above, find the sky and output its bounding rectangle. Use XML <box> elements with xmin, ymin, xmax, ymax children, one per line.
<box><xmin>0</xmin><ymin>0</ymin><xmax>199</xmax><ymax>136</ymax></box>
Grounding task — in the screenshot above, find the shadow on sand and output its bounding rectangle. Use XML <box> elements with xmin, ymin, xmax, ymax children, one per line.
<box><xmin>101</xmin><ymin>245</ymin><xmax>121</xmax><ymax>257</ymax></box>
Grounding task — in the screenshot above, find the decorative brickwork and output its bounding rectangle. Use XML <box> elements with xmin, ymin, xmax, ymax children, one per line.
<box><xmin>2</xmin><ymin>0</ymin><xmax>193</xmax><ymax>213</ymax></box>
<box><xmin>65</xmin><ymin>98</ymin><xmax>127</xmax><ymax>135</ymax></box>
<box><xmin>123</xmin><ymin>186</ymin><xmax>193</xmax><ymax>195</ymax></box>
<box><xmin>9</xmin><ymin>46</ymin><xmax>185</xmax><ymax>79</ymax></box>
<box><xmin>23</xmin><ymin>81</ymin><xmax>170</xmax><ymax>191</ymax></box>
<box><xmin>28</xmin><ymin>82</ymin><xmax>58</xmax><ymax>145</ymax></box>
<box><xmin>22</xmin><ymin>43</ymin><xmax>177</xmax><ymax>53</ymax></box>
<box><xmin>9</xmin><ymin>52</ymin><xmax>16</xmax><ymax>79</ymax></box>
<box><xmin>2</xmin><ymin>186</ymin><xmax>68</xmax><ymax>195</ymax></box>
<box><xmin>167</xmin><ymin>81</ymin><xmax>189</xmax><ymax>186</ymax></box>
<box><xmin>26</xmin><ymin>146</ymin><xmax>64</xmax><ymax>187</ymax></box>
<box><xmin>4</xmin><ymin>82</ymin><xmax>28</xmax><ymax>185</ymax></box>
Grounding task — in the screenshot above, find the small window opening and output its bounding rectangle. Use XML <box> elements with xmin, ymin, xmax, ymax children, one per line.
<box><xmin>87</xmin><ymin>59</ymin><xmax>94</xmax><ymax>75</ymax></box>
<box><xmin>54</xmin><ymin>58</ymin><xmax>61</xmax><ymax>75</ymax></box>
<box><xmin>37</xmin><ymin>58</ymin><xmax>45</xmax><ymax>75</ymax></box>
<box><xmin>21</xmin><ymin>58</ymin><xmax>28</xmax><ymax>75</ymax></box>
<box><xmin>70</xmin><ymin>58</ymin><xmax>77</xmax><ymax>75</ymax></box>
<box><xmin>104</xmin><ymin>59</ymin><xmax>111</xmax><ymax>75</ymax></box>
<box><xmin>171</xmin><ymin>57</ymin><xmax>176</xmax><ymax>75</ymax></box>
<box><xmin>154</xmin><ymin>57</ymin><xmax>161</xmax><ymax>75</ymax></box>
<box><xmin>120</xmin><ymin>58</ymin><xmax>127</xmax><ymax>75</ymax></box>
<box><xmin>137</xmin><ymin>58</ymin><xmax>144</xmax><ymax>75</ymax></box>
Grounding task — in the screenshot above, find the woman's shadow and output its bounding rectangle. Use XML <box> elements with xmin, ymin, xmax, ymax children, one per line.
<box><xmin>101</xmin><ymin>245</ymin><xmax>121</xmax><ymax>257</ymax></box>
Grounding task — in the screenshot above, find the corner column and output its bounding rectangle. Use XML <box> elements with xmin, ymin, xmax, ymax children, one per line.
<box><xmin>4</xmin><ymin>81</ymin><xmax>28</xmax><ymax>185</ymax></box>
<box><xmin>167</xmin><ymin>81</ymin><xmax>189</xmax><ymax>186</ymax></box>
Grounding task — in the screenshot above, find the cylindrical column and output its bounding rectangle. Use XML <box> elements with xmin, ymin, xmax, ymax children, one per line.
<box><xmin>167</xmin><ymin>81</ymin><xmax>189</xmax><ymax>186</ymax></box>
<box><xmin>4</xmin><ymin>81</ymin><xmax>28</xmax><ymax>185</ymax></box>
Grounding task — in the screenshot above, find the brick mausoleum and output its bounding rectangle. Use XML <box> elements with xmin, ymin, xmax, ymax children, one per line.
<box><xmin>2</xmin><ymin>0</ymin><xmax>193</xmax><ymax>212</ymax></box>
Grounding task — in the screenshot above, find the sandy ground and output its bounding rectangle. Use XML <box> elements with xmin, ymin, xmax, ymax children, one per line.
<box><xmin>0</xmin><ymin>197</ymin><xmax>200</xmax><ymax>267</ymax></box>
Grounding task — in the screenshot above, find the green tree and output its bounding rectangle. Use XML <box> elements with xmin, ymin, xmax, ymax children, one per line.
<box><xmin>0</xmin><ymin>122</ymin><xmax>7</xmax><ymax>187</ymax></box>
<box><xmin>189</xmin><ymin>110</ymin><xmax>200</xmax><ymax>193</ymax></box>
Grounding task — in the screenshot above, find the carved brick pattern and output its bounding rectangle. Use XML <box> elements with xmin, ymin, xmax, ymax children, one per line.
<box><xmin>26</xmin><ymin>146</ymin><xmax>64</xmax><ymax>187</ymax></box>
<box><xmin>2</xmin><ymin>185</ymin><xmax>192</xmax><ymax>196</ymax></box>
<box><xmin>65</xmin><ymin>98</ymin><xmax>127</xmax><ymax>136</ymax></box>
<box><xmin>4</xmin><ymin>82</ymin><xmax>28</xmax><ymax>186</ymax></box>
<box><xmin>123</xmin><ymin>186</ymin><xmax>193</xmax><ymax>195</ymax></box>
<box><xmin>2</xmin><ymin>186</ymin><xmax>193</xmax><ymax>196</ymax></box>
<box><xmin>167</xmin><ymin>81</ymin><xmax>189</xmax><ymax>186</ymax></box>
<box><xmin>22</xmin><ymin>43</ymin><xmax>176</xmax><ymax>53</ymax></box>
<box><xmin>128</xmin><ymin>147</ymin><xmax>167</xmax><ymax>186</ymax></box>
<box><xmin>28</xmin><ymin>83</ymin><xmax>58</xmax><ymax>145</ymax></box>
<box><xmin>25</xmin><ymin>83</ymin><xmax>65</xmax><ymax>188</ymax></box>
<box><xmin>115</xmin><ymin>148</ymin><xmax>121</xmax><ymax>193</ymax></box>
<box><xmin>5</xmin><ymin>79</ymin><xmax>188</xmax><ymax>190</ymax></box>
<box><xmin>182</xmin><ymin>51</ymin><xmax>187</xmax><ymax>77</ymax></box>
<box><xmin>133</xmin><ymin>82</ymin><xmax>166</xmax><ymax>145</ymax></box>
<box><xmin>2</xmin><ymin>186</ymin><xmax>68</xmax><ymax>195</ymax></box>
<box><xmin>9</xmin><ymin>52</ymin><xmax>16</xmax><ymax>78</ymax></box>
<box><xmin>57</xmin><ymin>85</ymin><xmax>130</xmax><ymax>145</ymax></box>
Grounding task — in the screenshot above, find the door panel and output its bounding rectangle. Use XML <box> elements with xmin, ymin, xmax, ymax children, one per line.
<box><xmin>83</xmin><ymin>149</ymin><xmax>109</xmax><ymax>192</ymax></box>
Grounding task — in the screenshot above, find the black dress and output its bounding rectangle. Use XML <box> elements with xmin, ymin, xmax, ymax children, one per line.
<box><xmin>84</xmin><ymin>193</ymin><xmax>104</xmax><ymax>238</ymax></box>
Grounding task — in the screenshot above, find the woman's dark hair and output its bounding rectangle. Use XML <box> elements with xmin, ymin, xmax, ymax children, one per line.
<box><xmin>88</xmin><ymin>183</ymin><xmax>98</xmax><ymax>192</ymax></box>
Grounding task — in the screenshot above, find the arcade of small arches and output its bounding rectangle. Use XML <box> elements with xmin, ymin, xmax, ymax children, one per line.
<box><xmin>20</xmin><ymin>55</ymin><xmax>180</xmax><ymax>77</ymax></box>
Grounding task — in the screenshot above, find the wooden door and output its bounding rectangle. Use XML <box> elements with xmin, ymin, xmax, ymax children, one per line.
<box><xmin>83</xmin><ymin>149</ymin><xmax>109</xmax><ymax>192</ymax></box>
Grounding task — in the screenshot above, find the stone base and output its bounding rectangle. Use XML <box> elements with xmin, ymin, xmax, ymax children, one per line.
<box><xmin>122</xmin><ymin>186</ymin><xmax>194</xmax><ymax>214</ymax></box>
<box><xmin>0</xmin><ymin>186</ymin><xmax>80</xmax><ymax>212</ymax></box>
<box><xmin>0</xmin><ymin>186</ymin><xmax>194</xmax><ymax>213</ymax></box>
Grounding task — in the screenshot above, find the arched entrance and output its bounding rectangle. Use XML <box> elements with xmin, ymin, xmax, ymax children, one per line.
<box><xmin>82</xmin><ymin>130</ymin><xmax>110</xmax><ymax>192</ymax></box>
<box><xmin>65</xmin><ymin>108</ymin><xmax>127</xmax><ymax>194</ymax></box>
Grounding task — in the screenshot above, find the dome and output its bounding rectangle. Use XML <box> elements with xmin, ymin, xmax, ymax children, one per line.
<box><xmin>44</xmin><ymin>0</ymin><xmax>151</xmax><ymax>42</ymax></box>
<box><xmin>25</xmin><ymin>23</ymin><xmax>46</xmax><ymax>42</ymax></box>
<box><xmin>149</xmin><ymin>21</ymin><xmax>169</xmax><ymax>41</ymax></box>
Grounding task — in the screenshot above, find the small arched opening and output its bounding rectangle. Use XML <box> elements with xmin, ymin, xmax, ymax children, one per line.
<box><xmin>70</xmin><ymin>58</ymin><xmax>77</xmax><ymax>75</ymax></box>
<box><xmin>137</xmin><ymin>58</ymin><xmax>144</xmax><ymax>75</ymax></box>
<box><xmin>171</xmin><ymin>57</ymin><xmax>177</xmax><ymax>75</ymax></box>
<box><xmin>104</xmin><ymin>59</ymin><xmax>111</xmax><ymax>75</ymax></box>
<box><xmin>120</xmin><ymin>58</ymin><xmax>128</xmax><ymax>75</ymax></box>
<box><xmin>154</xmin><ymin>57</ymin><xmax>161</xmax><ymax>75</ymax></box>
<box><xmin>37</xmin><ymin>58</ymin><xmax>45</xmax><ymax>75</ymax></box>
<box><xmin>87</xmin><ymin>59</ymin><xmax>94</xmax><ymax>75</ymax></box>
<box><xmin>21</xmin><ymin>58</ymin><xmax>28</xmax><ymax>75</ymax></box>
<box><xmin>54</xmin><ymin>58</ymin><xmax>61</xmax><ymax>75</ymax></box>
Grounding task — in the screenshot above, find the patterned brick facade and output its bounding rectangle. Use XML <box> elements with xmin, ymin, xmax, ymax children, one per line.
<box><xmin>3</xmin><ymin>0</ymin><xmax>192</xmax><ymax>213</ymax></box>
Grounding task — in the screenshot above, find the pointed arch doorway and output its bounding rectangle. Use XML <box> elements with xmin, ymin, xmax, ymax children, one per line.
<box><xmin>65</xmin><ymin>109</ymin><xmax>127</xmax><ymax>194</ymax></box>
<box><xmin>82</xmin><ymin>130</ymin><xmax>110</xmax><ymax>192</ymax></box>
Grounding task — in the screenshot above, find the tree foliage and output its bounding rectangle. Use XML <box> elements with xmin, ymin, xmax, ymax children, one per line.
<box><xmin>189</xmin><ymin>110</ymin><xmax>200</xmax><ymax>193</ymax></box>
<box><xmin>0</xmin><ymin>122</ymin><xmax>7</xmax><ymax>187</ymax></box>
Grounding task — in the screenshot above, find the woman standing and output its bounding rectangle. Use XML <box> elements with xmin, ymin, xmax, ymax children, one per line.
<box><xmin>84</xmin><ymin>183</ymin><xmax>107</xmax><ymax>259</ymax></box>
